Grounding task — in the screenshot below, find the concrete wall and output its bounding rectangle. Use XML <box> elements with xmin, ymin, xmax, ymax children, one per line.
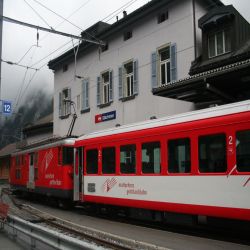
<box><xmin>52</xmin><ymin>0</ymin><xmax>208</xmax><ymax>137</ymax></box>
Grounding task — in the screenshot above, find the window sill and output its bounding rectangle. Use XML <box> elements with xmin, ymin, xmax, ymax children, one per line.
<box><xmin>81</xmin><ymin>108</ymin><xmax>90</xmax><ymax>114</ymax></box>
<box><xmin>60</xmin><ymin>114</ymin><xmax>70</xmax><ymax>120</ymax></box>
<box><xmin>120</xmin><ymin>94</ymin><xmax>137</xmax><ymax>102</ymax></box>
<box><xmin>98</xmin><ymin>101</ymin><xmax>113</xmax><ymax>108</ymax></box>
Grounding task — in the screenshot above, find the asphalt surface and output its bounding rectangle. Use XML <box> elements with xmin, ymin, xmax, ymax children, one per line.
<box><xmin>16</xmin><ymin>201</ymin><xmax>250</xmax><ymax>250</ymax></box>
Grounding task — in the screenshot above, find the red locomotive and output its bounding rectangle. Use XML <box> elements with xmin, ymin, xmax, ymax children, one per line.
<box><xmin>10</xmin><ymin>137</ymin><xmax>76</xmax><ymax>206</ymax></box>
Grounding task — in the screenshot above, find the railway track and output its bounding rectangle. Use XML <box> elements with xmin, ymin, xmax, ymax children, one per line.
<box><xmin>1</xmin><ymin>187</ymin><xmax>167</xmax><ymax>250</ymax></box>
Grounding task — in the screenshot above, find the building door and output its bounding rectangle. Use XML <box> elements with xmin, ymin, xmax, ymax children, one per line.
<box><xmin>28</xmin><ymin>153</ymin><xmax>35</xmax><ymax>189</ymax></box>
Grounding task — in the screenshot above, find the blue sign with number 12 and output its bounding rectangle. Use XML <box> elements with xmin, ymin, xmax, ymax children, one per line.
<box><xmin>2</xmin><ymin>100</ymin><xmax>12</xmax><ymax>115</ymax></box>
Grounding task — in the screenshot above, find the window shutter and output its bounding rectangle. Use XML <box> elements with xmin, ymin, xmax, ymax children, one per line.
<box><xmin>170</xmin><ymin>43</ymin><xmax>177</xmax><ymax>82</ymax></box>
<box><xmin>82</xmin><ymin>79</ymin><xmax>89</xmax><ymax>110</ymax></box>
<box><xmin>151</xmin><ymin>52</ymin><xmax>158</xmax><ymax>89</ymax></box>
<box><xmin>86</xmin><ymin>80</ymin><xmax>89</xmax><ymax>108</ymax></box>
<box><xmin>133</xmin><ymin>60</ymin><xmax>138</xmax><ymax>95</ymax></box>
<box><xmin>118</xmin><ymin>67</ymin><xmax>123</xmax><ymax>99</ymax></box>
<box><xmin>97</xmin><ymin>76</ymin><xmax>101</xmax><ymax>106</ymax></box>
<box><xmin>59</xmin><ymin>92</ymin><xmax>62</xmax><ymax>117</ymax></box>
<box><xmin>109</xmin><ymin>70</ymin><xmax>113</xmax><ymax>102</ymax></box>
<box><xmin>67</xmin><ymin>88</ymin><xmax>71</xmax><ymax>115</ymax></box>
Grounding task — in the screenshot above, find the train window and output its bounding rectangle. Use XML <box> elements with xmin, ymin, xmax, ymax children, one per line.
<box><xmin>120</xmin><ymin>144</ymin><xmax>136</xmax><ymax>174</ymax></box>
<box><xmin>168</xmin><ymin>138</ymin><xmax>191</xmax><ymax>173</ymax></box>
<box><xmin>142</xmin><ymin>142</ymin><xmax>161</xmax><ymax>174</ymax></box>
<box><xmin>86</xmin><ymin>149</ymin><xmax>98</xmax><ymax>174</ymax></box>
<box><xmin>199</xmin><ymin>134</ymin><xmax>227</xmax><ymax>173</ymax></box>
<box><xmin>236</xmin><ymin>130</ymin><xmax>250</xmax><ymax>172</ymax></box>
<box><xmin>102</xmin><ymin>147</ymin><xmax>116</xmax><ymax>174</ymax></box>
<box><xmin>62</xmin><ymin>147</ymin><xmax>74</xmax><ymax>165</ymax></box>
<box><xmin>30</xmin><ymin>153</ymin><xmax>34</xmax><ymax>166</ymax></box>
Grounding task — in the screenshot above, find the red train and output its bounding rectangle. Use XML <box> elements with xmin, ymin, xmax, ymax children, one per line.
<box><xmin>10</xmin><ymin>101</ymin><xmax>250</xmax><ymax>222</ymax></box>
<box><xmin>10</xmin><ymin>138</ymin><xmax>75</xmax><ymax>206</ymax></box>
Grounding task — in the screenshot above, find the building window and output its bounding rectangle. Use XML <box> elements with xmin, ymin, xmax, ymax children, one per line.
<box><xmin>124</xmin><ymin>61</ymin><xmax>134</xmax><ymax>97</ymax></box>
<box><xmin>102</xmin><ymin>72</ymin><xmax>110</xmax><ymax>104</ymax></box>
<box><xmin>120</xmin><ymin>144</ymin><xmax>136</xmax><ymax>174</ymax></box>
<box><xmin>86</xmin><ymin>149</ymin><xmax>98</xmax><ymax>174</ymax></box>
<box><xmin>97</xmin><ymin>71</ymin><xmax>113</xmax><ymax>106</ymax></box>
<box><xmin>142</xmin><ymin>142</ymin><xmax>161</xmax><ymax>174</ymax></box>
<box><xmin>102</xmin><ymin>147</ymin><xmax>116</xmax><ymax>174</ymax></box>
<box><xmin>236</xmin><ymin>130</ymin><xmax>250</xmax><ymax>172</ymax></box>
<box><xmin>199</xmin><ymin>134</ymin><xmax>227</xmax><ymax>173</ymax></box>
<box><xmin>151</xmin><ymin>43</ymin><xmax>177</xmax><ymax>89</ymax></box>
<box><xmin>81</xmin><ymin>79</ymin><xmax>90</xmax><ymax>112</ymax></box>
<box><xmin>208</xmin><ymin>30</ymin><xmax>231</xmax><ymax>58</ymax></box>
<box><xmin>124</xmin><ymin>30</ymin><xmax>132</xmax><ymax>41</ymax></box>
<box><xmin>119</xmin><ymin>60</ymin><xmax>138</xmax><ymax>100</ymax></box>
<box><xmin>158</xmin><ymin>11</ymin><xmax>168</xmax><ymax>24</ymax></box>
<box><xmin>159</xmin><ymin>46</ymin><xmax>171</xmax><ymax>85</ymax></box>
<box><xmin>59</xmin><ymin>88</ymin><xmax>71</xmax><ymax>118</ymax></box>
<box><xmin>168</xmin><ymin>138</ymin><xmax>191</xmax><ymax>173</ymax></box>
<box><xmin>62</xmin><ymin>64</ymin><xmax>68</xmax><ymax>72</ymax></box>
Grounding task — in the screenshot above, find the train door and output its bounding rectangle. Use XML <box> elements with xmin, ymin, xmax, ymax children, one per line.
<box><xmin>73</xmin><ymin>147</ymin><xmax>83</xmax><ymax>201</ymax></box>
<box><xmin>28</xmin><ymin>153</ymin><xmax>35</xmax><ymax>189</ymax></box>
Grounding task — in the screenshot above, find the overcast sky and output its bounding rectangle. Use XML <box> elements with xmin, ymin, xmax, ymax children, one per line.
<box><xmin>1</xmin><ymin>0</ymin><xmax>250</xmax><ymax>112</ymax></box>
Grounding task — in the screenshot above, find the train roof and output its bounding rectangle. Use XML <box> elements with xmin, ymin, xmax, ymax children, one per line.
<box><xmin>76</xmin><ymin>100</ymin><xmax>250</xmax><ymax>142</ymax></box>
<box><xmin>12</xmin><ymin>137</ymin><xmax>76</xmax><ymax>156</ymax></box>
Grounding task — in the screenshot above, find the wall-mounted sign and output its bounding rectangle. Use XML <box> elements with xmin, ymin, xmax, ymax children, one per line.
<box><xmin>2</xmin><ymin>100</ymin><xmax>12</xmax><ymax>115</ymax></box>
<box><xmin>95</xmin><ymin>110</ymin><xmax>116</xmax><ymax>123</ymax></box>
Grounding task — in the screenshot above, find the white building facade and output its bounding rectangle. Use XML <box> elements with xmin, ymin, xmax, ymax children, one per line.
<box><xmin>48</xmin><ymin>0</ymin><xmax>223</xmax><ymax>137</ymax></box>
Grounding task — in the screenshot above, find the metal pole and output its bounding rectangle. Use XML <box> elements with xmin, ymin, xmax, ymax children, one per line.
<box><xmin>0</xmin><ymin>0</ymin><xmax>3</xmax><ymax>100</ymax></box>
<box><xmin>192</xmin><ymin>0</ymin><xmax>197</xmax><ymax>59</ymax></box>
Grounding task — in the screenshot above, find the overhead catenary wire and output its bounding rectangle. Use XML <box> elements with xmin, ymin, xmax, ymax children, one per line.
<box><xmin>14</xmin><ymin>0</ymin><xmax>219</xmax><ymax>110</ymax></box>
<box><xmin>23</xmin><ymin>0</ymin><xmax>54</xmax><ymax>30</ymax></box>
<box><xmin>30</xmin><ymin>0</ymin><xmax>101</xmax><ymax>43</ymax></box>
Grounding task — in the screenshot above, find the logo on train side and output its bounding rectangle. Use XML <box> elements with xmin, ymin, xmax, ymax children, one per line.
<box><xmin>41</xmin><ymin>149</ymin><xmax>53</xmax><ymax>171</ymax></box>
<box><xmin>102</xmin><ymin>177</ymin><xmax>117</xmax><ymax>192</ymax></box>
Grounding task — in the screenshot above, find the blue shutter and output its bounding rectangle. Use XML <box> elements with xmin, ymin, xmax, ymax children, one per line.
<box><xmin>86</xmin><ymin>80</ymin><xmax>89</xmax><ymax>108</ymax></box>
<box><xmin>170</xmin><ymin>43</ymin><xmax>177</xmax><ymax>82</ymax></box>
<box><xmin>118</xmin><ymin>67</ymin><xmax>123</xmax><ymax>99</ymax></box>
<box><xmin>59</xmin><ymin>92</ymin><xmax>62</xmax><ymax>117</ymax></box>
<box><xmin>82</xmin><ymin>79</ymin><xmax>89</xmax><ymax>110</ymax></box>
<box><xmin>133</xmin><ymin>60</ymin><xmax>138</xmax><ymax>95</ymax></box>
<box><xmin>97</xmin><ymin>76</ymin><xmax>101</xmax><ymax>106</ymax></box>
<box><xmin>151</xmin><ymin>52</ymin><xmax>158</xmax><ymax>89</ymax></box>
<box><xmin>109</xmin><ymin>70</ymin><xmax>113</xmax><ymax>102</ymax></box>
<box><xmin>67</xmin><ymin>88</ymin><xmax>71</xmax><ymax>115</ymax></box>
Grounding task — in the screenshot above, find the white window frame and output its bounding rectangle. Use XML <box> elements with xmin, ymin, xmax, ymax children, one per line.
<box><xmin>158</xmin><ymin>45</ymin><xmax>171</xmax><ymax>86</ymax></box>
<box><xmin>208</xmin><ymin>30</ymin><xmax>231</xmax><ymax>58</ymax></box>
<box><xmin>61</xmin><ymin>88</ymin><xmax>71</xmax><ymax>116</ymax></box>
<box><xmin>124</xmin><ymin>61</ymin><xmax>134</xmax><ymax>97</ymax></box>
<box><xmin>102</xmin><ymin>71</ymin><xmax>110</xmax><ymax>105</ymax></box>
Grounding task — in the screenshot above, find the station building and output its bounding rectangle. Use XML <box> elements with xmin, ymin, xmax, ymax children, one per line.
<box><xmin>48</xmin><ymin>0</ymin><xmax>224</xmax><ymax>137</ymax></box>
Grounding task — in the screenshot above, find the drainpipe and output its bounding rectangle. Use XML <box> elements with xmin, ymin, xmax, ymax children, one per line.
<box><xmin>192</xmin><ymin>0</ymin><xmax>197</xmax><ymax>59</ymax></box>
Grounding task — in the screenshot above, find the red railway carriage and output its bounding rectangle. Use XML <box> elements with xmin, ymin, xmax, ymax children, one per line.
<box><xmin>10</xmin><ymin>138</ymin><xmax>75</xmax><ymax>201</ymax></box>
<box><xmin>74</xmin><ymin>101</ymin><xmax>250</xmax><ymax>221</ymax></box>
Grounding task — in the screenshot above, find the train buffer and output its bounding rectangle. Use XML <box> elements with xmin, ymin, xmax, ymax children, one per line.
<box><xmin>0</xmin><ymin>202</ymin><xmax>9</xmax><ymax>229</ymax></box>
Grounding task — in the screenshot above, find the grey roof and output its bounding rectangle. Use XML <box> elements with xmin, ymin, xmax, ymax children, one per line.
<box><xmin>23</xmin><ymin>113</ymin><xmax>53</xmax><ymax>132</ymax></box>
<box><xmin>48</xmin><ymin>0</ymin><xmax>223</xmax><ymax>70</ymax></box>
